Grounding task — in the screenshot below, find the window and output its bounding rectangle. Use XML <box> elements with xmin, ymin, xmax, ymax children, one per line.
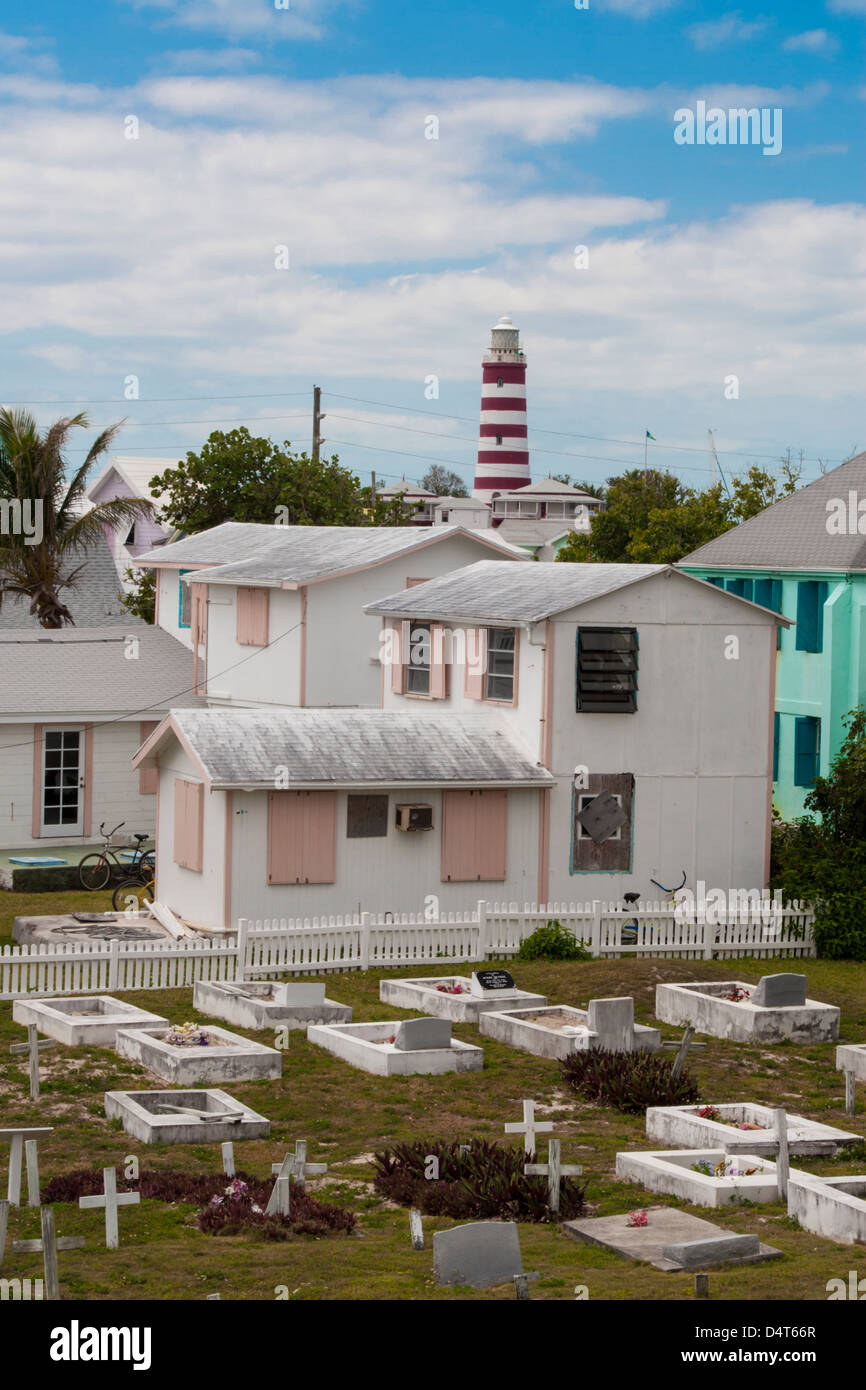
<box><xmin>496</xmin><ymin>376</ymin><xmax>504</xmax><ymax>387</ymax></box>
<box><xmin>576</xmin><ymin>628</ymin><xmax>638</xmax><ymax>713</ymax></box>
<box><xmin>707</xmin><ymin>577</ymin><xmax>725</xmax><ymax>588</ymax></box>
<box><xmin>267</xmin><ymin>791</ymin><xmax>337</xmax><ymax>884</ymax></box>
<box><xmin>725</xmin><ymin>577</ymin><xmax>753</xmax><ymax>601</ymax></box>
<box><xmin>236</xmin><ymin>587</ymin><xmax>269</xmax><ymax>646</ymax></box>
<box><xmin>139</xmin><ymin>721</ymin><xmax>159</xmax><ymax>795</ymax></box>
<box><xmin>406</xmin><ymin>623</ymin><xmax>431</xmax><ymax>694</ymax></box>
<box><xmin>495</xmin><ymin>434</ymin><xmax>503</xmax><ymax>445</ymax></box>
<box><xmin>173</xmin><ymin>778</ymin><xmax>203</xmax><ymax>872</ymax></box>
<box><xmin>441</xmin><ymin>789</ymin><xmax>508</xmax><ymax>881</ymax></box>
<box><xmin>178</xmin><ymin>570</ymin><xmax>192</xmax><ymax>628</ymax></box>
<box><xmin>571</xmin><ymin>774</ymin><xmax>634</xmax><ymax>872</ymax></box>
<box><xmin>794</xmin><ymin>717</ymin><xmax>820</xmax><ymax>787</ymax></box>
<box><xmin>754</xmin><ymin>577</ymin><xmax>784</xmax><ymax>650</ymax></box>
<box><xmin>347</xmin><ymin>794</ymin><xmax>389</xmax><ymax>838</ymax></box>
<box><xmin>773</xmin><ymin>712</ymin><xmax>780</xmax><ymax>782</ymax></box>
<box><xmin>124</xmin><ymin>523</ymin><xmax>136</xmax><ymax>546</ymax></box>
<box><xmin>485</xmin><ymin>628</ymin><xmax>516</xmax><ymax>702</ymax></box>
<box><xmin>795</xmin><ymin>581</ymin><xmax>828</xmax><ymax>653</ymax></box>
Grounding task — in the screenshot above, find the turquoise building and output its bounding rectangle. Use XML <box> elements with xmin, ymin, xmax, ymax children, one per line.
<box><xmin>679</xmin><ymin>452</ymin><xmax>866</xmax><ymax>821</ymax></box>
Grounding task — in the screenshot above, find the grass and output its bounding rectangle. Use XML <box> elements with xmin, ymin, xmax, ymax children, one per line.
<box><xmin>1</xmin><ymin>893</ymin><xmax>865</xmax><ymax>1300</ymax></box>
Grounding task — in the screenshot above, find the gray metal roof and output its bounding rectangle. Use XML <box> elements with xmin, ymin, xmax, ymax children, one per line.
<box><xmin>0</xmin><ymin>534</ymin><xmax>145</xmax><ymax>630</ymax></box>
<box><xmin>495</xmin><ymin>520</ymin><xmax>573</xmax><ymax>548</ymax></box>
<box><xmin>496</xmin><ymin>478</ymin><xmax>600</xmax><ymax>500</ymax></box>
<box><xmin>0</xmin><ymin>626</ymin><xmax>203</xmax><ymax>717</ymax></box>
<box><xmin>136</xmin><ymin>522</ymin><xmax>527</xmax><ymax>585</ymax></box>
<box><xmin>679</xmin><ymin>451</ymin><xmax>866</xmax><ymax>571</ymax></box>
<box><xmin>364</xmin><ymin>560</ymin><xmax>670</xmax><ymax>623</ymax></box>
<box><xmin>147</xmin><ymin>708</ymin><xmax>553</xmax><ymax>789</ymax></box>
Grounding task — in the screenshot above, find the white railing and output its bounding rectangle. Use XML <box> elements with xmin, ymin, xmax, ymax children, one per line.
<box><xmin>0</xmin><ymin>898</ymin><xmax>815</xmax><ymax>998</ymax></box>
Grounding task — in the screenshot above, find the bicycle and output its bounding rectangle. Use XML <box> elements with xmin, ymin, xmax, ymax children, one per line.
<box><xmin>78</xmin><ymin>821</ymin><xmax>155</xmax><ymax>891</ymax></box>
<box><xmin>112</xmin><ymin>874</ymin><xmax>155</xmax><ymax>913</ymax></box>
<box><xmin>621</xmin><ymin>871</ymin><xmax>687</xmax><ymax>944</ymax></box>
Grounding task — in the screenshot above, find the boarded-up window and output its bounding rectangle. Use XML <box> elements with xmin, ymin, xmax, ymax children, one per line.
<box><xmin>576</xmin><ymin>628</ymin><xmax>638</xmax><ymax>713</ymax></box>
<box><xmin>268</xmin><ymin>790</ymin><xmax>337</xmax><ymax>884</ymax></box>
<box><xmin>347</xmin><ymin>794</ymin><xmax>389</xmax><ymax>838</ymax></box>
<box><xmin>441</xmin><ymin>789</ymin><xmax>508</xmax><ymax>882</ymax></box>
<box><xmin>236</xmin><ymin>587</ymin><xmax>270</xmax><ymax>646</ymax></box>
<box><xmin>571</xmin><ymin>773</ymin><xmax>633</xmax><ymax>872</ymax></box>
<box><xmin>139</xmin><ymin>721</ymin><xmax>159</xmax><ymax>795</ymax></box>
<box><xmin>173</xmin><ymin>777</ymin><xmax>203</xmax><ymax>872</ymax></box>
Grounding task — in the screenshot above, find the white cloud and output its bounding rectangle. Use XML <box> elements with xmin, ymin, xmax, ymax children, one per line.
<box><xmin>156</xmin><ymin>48</ymin><xmax>264</xmax><ymax>72</ymax></box>
<box><xmin>599</xmin><ymin>0</ymin><xmax>678</xmax><ymax>14</ymax></box>
<box><xmin>119</xmin><ymin>0</ymin><xmax>336</xmax><ymax>41</ymax></box>
<box><xmin>687</xmin><ymin>12</ymin><xmax>768</xmax><ymax>50</ymax></box>
<box><xmin>782</xmin><ymin>29</ymin><xmax>840</xmax><ymax>55</ymax></box>
<box><xmin>0</xmin><ymin>29</ymin><xmax>58</xmax><ymax>75</ymax></box>
<box><xmin>827</xmin><ymin>0</ymin><xmax>866</xmax><ymax>13</ymax></box>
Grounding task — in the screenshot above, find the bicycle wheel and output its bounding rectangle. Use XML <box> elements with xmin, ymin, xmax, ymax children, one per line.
<box><xmin>79</xmin><ymin>853</ymin><xmax>112</xmax><ymax>891</ymax></box>
<box><xmin>137</xmin><ymin>851</ymin><xmax>155</xmax><ymax>879</ymax></box>
<box><xmin>112</xmin><ymin>877</ymin><xmax>154</xmax><ymax>912</ymax></box>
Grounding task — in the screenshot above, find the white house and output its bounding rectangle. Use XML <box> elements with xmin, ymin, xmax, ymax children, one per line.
<box><xmin>0</xmin><ymin>626</ymin><xmax>201</xmax><ymax>850</ymax></box>
<box><xmin>136</xmin><ymin>522</ymin><xmax>528</xmax><ymax>709</ymax></box>
<box><xmin>489</xmin><ymin>478</ymin><xmax>603</xmax><ymax>559</ymax></box>
<box><xmin>134</xmin><ymin>559</ymin><xmax>787</xmax><ymax>930</ymax></box>
<box><xmin>85</xmin><ymin>455</ymin><xmax>178</xmax><ymax>593</ymax></box>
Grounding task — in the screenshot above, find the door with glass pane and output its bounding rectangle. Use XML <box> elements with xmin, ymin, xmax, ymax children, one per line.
<box><xmin>41</xmin><ymin>727</ymin><xmax>84</xmax><ymax>836</ymax></box>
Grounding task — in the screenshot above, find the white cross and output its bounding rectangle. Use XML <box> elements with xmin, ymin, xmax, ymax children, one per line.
<box><xmin>524</xmin><ymin>1139</ymin><xmax>583</xmax><ymax>1214</ymax></box>
<box><xmin>78</xmin><ymin>1167</ymin><xmax>140</xmax><ymax>1249</ymax></box>
<box><xmin>505</xmin><ymin>1099</ymin><xmax>554</xmax><ymax>1156</ymax></box>
<box><xmin>9</xmin><ymin>1205</ymin><xmax>85</xmax><ymax>1301</ymax></box>
<box><xmin>9</xmin><ymin>1026</ymin><xmax>57</xmax><ymax>1102</ymax></box>
<box><xmin>724</xmin><ymin>1107</ymin><xmax>790</xmax><ymax>1201</ymax></box>
<box><xmin>1</xmin><ymin>1127</ymin><xmax>53</xmax><ymax>1208</ymax></box>
<box><xmin>661</xmin><ymin>1024</ymin><xmax>707</xmax><ymax>1080</ymax></box>
<box><xmin>221</xmin><ymin>1142</ymin><xmax>235</xmax><ymax>1177</ymax></box>
<box><xmin>267</xmin><ymin>1141</ymin><xmax>328</xmax><ymax>1216</ymax></box>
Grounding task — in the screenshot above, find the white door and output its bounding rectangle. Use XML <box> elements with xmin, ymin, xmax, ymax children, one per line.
<box><xmin>41</xmin><ymin>727</ymin><xmax>85</xmax><ymax>837</ymax></box>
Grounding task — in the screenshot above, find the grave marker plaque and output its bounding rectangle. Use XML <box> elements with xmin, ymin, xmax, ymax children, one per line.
<box><xmin>753</xmin><ymin>974</ymin><xmax>807</xmax><ymax>1008</ymax></box>
<box><xmin>395</xmin><ymin>1017</ymin><xmax>453</xmax><ymax>1052</ymax></box>
<box><xmin>470</xmin><ymin>969</ymin><xmax>516</xmax><ymax>998</ymax></box>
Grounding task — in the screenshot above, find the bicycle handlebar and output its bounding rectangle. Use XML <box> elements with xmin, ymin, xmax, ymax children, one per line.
<box><xmin>98</xmin><ymin>820</ymin><xmax>125</xmax><ymax>839</ymax></box>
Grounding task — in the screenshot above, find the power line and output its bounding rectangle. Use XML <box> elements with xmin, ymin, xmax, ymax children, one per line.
<box><xmin>2</xmin><ymin>391</ymin><xmax>312</xmax><ymax>405</ymax></box>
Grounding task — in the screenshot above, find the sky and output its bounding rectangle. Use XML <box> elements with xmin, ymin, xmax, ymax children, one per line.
<box><xmin>0</xmin><ymin>0</ymin><xmax>863</xmax><ymax>495</ymax></box>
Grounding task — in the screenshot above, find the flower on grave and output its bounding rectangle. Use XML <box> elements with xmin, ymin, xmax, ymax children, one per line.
<box><xmin>210</xmin><ymin>1195</ymin><xmax>224</xmax><ymax>1207</ymax></box>
<box><xmin>698</xmin><ymin>1105</ymin><xmax>720</xmax><ymax>1122</ymax></box>
<box><xmin>166</xmin><ymin>1020</ymin><xmax>210</xmax><ymax>1046</ymax></box>
<box><xmin>626</xmin><ymin>1210</ymin><xmax>648</xmax><ymax>1227</ymax></box>
<box><xmin>387</xmin><ymin>1035</ymin><xmax>396</xmax><ymax>1044</ymax></box>
<box><xmin>225</xmin><ymin>1179</ymin><xmax>249</xmax><ymax>1202</ymax></box>
<box><xmin>723</xmin><ymin>987</ymin><xmax>750</xmax><ymax>1003</ymax></box>
<box><xmin>435</xmin><ymin>984</ymin><xmax>466</xmax><ymax>994</ymax></box>
<box><xmin>251</xmin><ymin>1203</ymin><xmax>263</xmax><ymax>1214</ymax></box>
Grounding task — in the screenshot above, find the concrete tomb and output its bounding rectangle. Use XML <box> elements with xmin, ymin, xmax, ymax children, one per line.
<box><xmin>563</xmin><ymin>1207</ymin><xmax>781</xmax><ymax>1271</ymax></box>
<box><xmin>433</xmin><ymin>1220</ymin><xmax>528</xmax><ymax>1289</ymax></box>
<box><xmin>104</xmin><ymin>1088</ymin><xmax>270</xmax><ymax>1144</ymax></box>
<box><xmin>787</xmin><ymin>1172</ymin><xmax>866</xmax><ymax>1246</ymax></box>
<box><xmin>655</xmin><ymin>978</ymin><xmax>839</xmax><ymax>1043</ymax></box>
<box><xmin>193</xmin><ymin>978</ymin><xmax>351</xmax><ymax>1031</ymax></box>
<box><xmin>115</xmin><ymin>1024</ymin><xmax>282</xmax><ymax>1084</ymax></box>
<box><xmin>615</xmin><ymin>1147</ymin><xmax>809</xmax><ymax>1209</ymax></box>
<box><xmin>646</xmin><ymin>1102</ymin><xmax>859</xmax><ymax>1156</ymax></box>
<box><xmin>306</xmin><ymin>1018</ymin><xmax>483</xmax><ymax>1076</ymax></box>
<box><xmin>836</xmin><ymin>1042</ymin><xmax>866</xmax><ymax>1115</ymax></box>
<box><xmin>479</xmin><ymin>996</ymin><xmax>659</xmax><ymax>1059</ymax></box>
<box><xmin>379</xmin><ymin>974</ymin><xmax>546</xmax><ymax>1022</ymax></box>
<box><xmin>12</xmin><ymin>996</ymin><xmax>167</xmax><ymax>1047</ymax></box>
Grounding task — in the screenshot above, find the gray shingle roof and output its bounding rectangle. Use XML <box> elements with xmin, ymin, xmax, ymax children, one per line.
<box><xmin>144</xmin><ymin>708</ymin><xmax>553</xmax><ymax>789</ymax></box>
<box><xmin>0</xmin><ymin>534</ymin><xmax>145</xmax><ymax>630</ymax></box>
<box><xmin>0</xmin><ymin>626</ymin><xmax>203</xmax><ymax>716</ymax></box>
<box><xmin>679</xmin><ymin>451</ymin><xmax>866</xmax><ymax>571</ymax></box>
<box><xmin>496</xmin><ymin>478</ymin><xmax>600</xmax><ymax>500</ymax></box>
<box><xmin>495</xmin><ymin>521</ymin><xmax>573</xmax><ymax>547</ymax></box>
<box><xmin>364</xmin><ymin>560</ymin><xmax>669</xmax><ymax>623</ymax></box>
<box><xmin>136</xmin><ymin>522</ymin><xmax>527</xmax><ymax>585</ymax></box>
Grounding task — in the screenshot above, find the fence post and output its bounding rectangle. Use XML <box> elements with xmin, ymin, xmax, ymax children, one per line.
<box><xmin>108</xmin><ymin>939</ymin><xmax>120</xmax><ymax>992</ymax></box>
<box><xmin>477</xmin><ymin>900</ymin><xmax>488</xmax><ymax>961</ymax></box>
<box><xmin>360</xmin><ymin>912</ymin><xmax>371</xmax><ymax>971</ymax></box>
<box><xmin>700</xmin><ymin>898</ymin><xmax>712</xmax><ymax>960</ymax></box>
<box><xmin>590</xmin><ymin>901</ymin><xmax>601</xmax><ymax>958</ymax></box>
<box><xmin>235</xmin><ymin>918</ymin><xmax>248</xmax><ymax>983</ymax></box>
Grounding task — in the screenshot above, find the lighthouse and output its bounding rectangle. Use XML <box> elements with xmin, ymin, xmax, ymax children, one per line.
<box><xmin>472</xmin><ymin>315</ymin><xmax>530</xmax><ymax>503</ymax></box>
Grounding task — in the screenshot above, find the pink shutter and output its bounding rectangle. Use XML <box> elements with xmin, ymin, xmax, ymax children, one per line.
<box><xmin>464</xmin><ymin>628</ymin><xmax>487</xmax><ymax>700</ymax></box>
<box><xmin>430</xmin><ymin>625</ymin><xmax>447</xmax><ymax>699</ymax></box>
<box><xmin>509</xmin><ymin>628</ymin><xmax>519</xmax><ymax>707</ymax></box>
<box><xmin>441</xmin><ymin>791</ymin><xmax>479</xmax><ymax>882</ymax></box>
<box><xmin>476</xmin><ymin>789</ymin><xmax>508</xmax><ymax>880</ymax></box>
<box><xmin>267</xmin><ymin>791</ymin><xmax>305</xmax><ymax>884</ymax></box>
<box><xmin>301</xmin><ymin>792</ymin><xmax>337</xmax><ymax>883</ymax></box>
<box><xmin>237</xmin><ymin>587</ymin><xmax>269</xmax><ymax>646</ymax></box>
<box><xmin>406</xmin><ymin>577</ymin><xmax>429</xmax><ymax>588</ymax></box>
<box><xmin>390</xmin><ymin>620</ymin><xmax>405</xmax><ymax>694</ymax></box>
<box><xmin>173</xmin><ymin>777</ymin><xmax>203</xmax><ymax>872</ymax></box>
<box><xmin>139</xmin><ymin>721</ymin><xmax>159</xmax><ymax>794</ymax></box>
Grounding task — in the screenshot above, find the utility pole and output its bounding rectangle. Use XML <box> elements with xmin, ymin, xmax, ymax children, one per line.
<box><xmin>708</xmin><ymin>429</ymin><xmax>717</xmax><ymax>487</ymax></box>
<box><xmin>312</xmin><ymin>385</ymin><xmax>323</xmax><ymax>463</ymax></box>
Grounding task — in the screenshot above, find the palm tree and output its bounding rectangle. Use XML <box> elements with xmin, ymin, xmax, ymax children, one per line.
<box><xmin>0</xmin><ymin>408</ymin><xmax>153</xmax><ymax>628</ymax></box>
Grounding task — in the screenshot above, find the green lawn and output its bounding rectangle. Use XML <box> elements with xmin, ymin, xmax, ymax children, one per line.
<box><xmin>1</xmin><ymin>893</ymin><xmax>865</xmax><ymax>1301</ymax></box>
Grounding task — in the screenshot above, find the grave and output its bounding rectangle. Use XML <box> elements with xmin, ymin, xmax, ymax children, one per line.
<box><xmin>193</xmin><ymin>979</ymin><xmax>352</xmax><ymax>1031</ymax></box>
<box><xmin>655</xmin><ymin>977</ymin><xmax>839</xmax><ymax>1043</ymax></box>
<box><xmin>787</xmin><ymin>1172</ymin><xmax>866</xmax><ymax>1246</ymax></box>
<box><xmin>646</xmin><ymin>1102</ymin><xmax>859</xmax><ymax>1156</ymax></box>
<box><xmin>433</xmin><ymin>1220</ymin><xmax>530</xmax><ymax>1289</ymax></box>
<box><xmin>12</xmin><ymin>912</ymin><xmax>174</xmax><ymax>945</ymax></box>
<box><xmin>479</xmin><ymin>997</ymin><xmax>660</xmax><ymax>1060</ymax></box>
<box><xmin>379</xmin><ymin>974</ymin><xmax>546</xmax><ymax>1023</ymax></box>
<box><xmin>306</xmin><ymin>1018</ymin><xmax>483</xmax><ymax>1076</ymax></box>
<box><xmin>78</xmin><ymin>1167</ymin><xmax>139</xmax><ymax>1250</ymax></box>
<box><xmin>115</xmin><ymin>1024</ymin><xmax>282</xmax><ymax>1084</ymax></box>
<box><xmin>563</xmin><ymin>1207</ymin><xmax>782</xmax><ymax>1271</ymax></box>
<box><xmin>2</xmin><ymin>1128</ymin><xmax>52</xmax><ymax>1207</ymax></box>
<box><xmin>104</xmin><ymin>1088</ymin><xmax>270</xmax><ymax>1144</ymax></box>
<box><xmin>615</xmin><ymin>1147</ymin><xmax>807</xmax><ymax>1208</ymax></box>
<box><xmin>12</xmin><ymin>996</ymin><xmax>168</xmax><ymax>1048</ymax></box>
<box><xmin>835</xmin><ymin>1042</ymin><xmax>866</xmax><ymax>1116</ymax></box>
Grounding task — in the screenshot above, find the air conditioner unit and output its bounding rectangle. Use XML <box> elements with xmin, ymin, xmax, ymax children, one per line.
<box><xmin>395</xmin><ymin>803</ymin><xmax>434</xmax><ymax>832</ymax></box>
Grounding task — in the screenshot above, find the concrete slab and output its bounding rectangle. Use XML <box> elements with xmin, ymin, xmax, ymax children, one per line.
<box><xmin>836</xmin><ymin>1042</ymin><xmax>866</xmax><ymax>1083</ymax></box>
<box><xmin>12</xmin><ymin>913</ymin><xmax>174</xmax><ymax>945</ymax></box>
<box><xmin>193</xmin><ymin>978</ymin><xmax>351</xmax><ymax>1031</ymax></box>
<box><xmin>662</xmin><ymin>1233</ymin><xmax>760</xmax><ymax>1268</ymax></box>
<box><xmin>115</xmin><ymin>1024</ymin><xmax>282</xmax><ymax>1084</ymax></box>
<box><xmin>788</xmin><ymin>1173</ymin><xmax>866</xmax><ymax>1246</ymax></box>
<box><xmin>379</xmin><ymin>976</ymin><xmax>546</xmax><ymax>1022</ymax></box>
<box><xmin>433</xmin><ymin>1221</ymin><xmax>524</xmax><ymax>1288</ymax></box>
<box><xmin>12</xmin><ymin>995</ymin><xmax>167</xmax><ymax>1047</ymax></box>
<box><xmin>104</xmin><ymin>1088</ymin><xmax>270</xmax><ymax>1144</ymax></box>
<box><xmin>307</xmin><ymin>1020</ymin><xmax>483</xmax><ymax>1076</ymax></box>
<box><xmin>563</xmin><ymin>1207</ymin><xmax>783</xmax><ymax>1271</ymax></box>
<box><xmin>479</xmin><ymin>1002</ymin><xmax>659</xmax><ymax>1059</ymax></box>
<box><xmin>655</xmin><ymin>979</ymin><xmax>839</xmax><ymax>1043</ymax></box>
<box><xmin>646</xmin><ymin>1103</ymin><xmax>860</xmax><ymax>1156</ymax></box>
<box><xmin>616</xmin><ymin>1147</ymin><xmax>809</xmax><ymax>1208</ymax></box>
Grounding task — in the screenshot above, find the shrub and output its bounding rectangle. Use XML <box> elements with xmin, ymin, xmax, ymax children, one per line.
<box><xmin>561</xmin><ymin>1048</ymin><xmax>700</xmax><ymax>1115</ymax></box>
<box><xmin>517</xmin><ymin>920</ymin><xmax>593</xmax><ymax>962</ymax></box>
<box><xmin>41</xmin><ymin>1167</ymin><xmax>355</xmax><ymax>1238</ymax></box>
<box><xmin>372</xmin><ymin>1137</ymin><xmax>586</xmax><ymax>1223</ymax></box>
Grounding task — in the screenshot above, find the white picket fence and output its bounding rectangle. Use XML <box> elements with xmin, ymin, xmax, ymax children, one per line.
<box><xmin>0</xmin><ymin>898</ymin><xmax>816</xmax><ymax>999</ymax></box>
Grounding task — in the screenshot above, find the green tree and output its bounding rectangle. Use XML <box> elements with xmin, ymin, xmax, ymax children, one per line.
<box><xmin>551</xmin><ymin>474</ymin><xmax>605</xmax><ymax>499</ymax></box>
<box><xmin>150</xmin><ymin>428</ymin><xmax>397</xmax><ymax>533</ymax></box>
<box><xmin>121</xmin><ymin>565</ymin><xmax>156</xmax><ymax>624</ymax></box>
<box><xmin>0</xmin><ymin>408</ymin><xmax>151</xmax><ymax>628</ymax></box>
<box><xmin>628</xmin><ymin>484</ymin><xmax>733</xmax><ymax>564</ymax></box>
<box><xmin>730</xmin><ymin>460</ymin><xmax>801</xmax><ymax>522</ymax></box>
<box><xmin>420</xmin><ymin>466</ymin><xmax>468</xmax><ymax>497</ymax></box>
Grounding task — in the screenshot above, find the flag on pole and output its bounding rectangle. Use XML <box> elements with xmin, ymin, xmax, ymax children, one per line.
<box><xmin>646</xmin><ymin>430</ymin><xmax>656</xmax><ymax>441</ymax></box>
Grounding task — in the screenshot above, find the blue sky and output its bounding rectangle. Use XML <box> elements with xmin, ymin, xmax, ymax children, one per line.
<box><xmin>0</xmin><ymin>0</ymin><xmax>863</xmax><ymax>493</ymax></box>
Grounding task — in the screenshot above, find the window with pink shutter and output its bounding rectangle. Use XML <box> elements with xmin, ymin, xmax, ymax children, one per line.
<box><xmin>173</xmin><ymin>777</ymin><xmax>203</xmax><ymax>872</ymax></box>
<box><xmin>390</xmin><ymin>620</ymin><xmax>405</xmax><ymax>695</ymax></box>
<box><xmin>441</xmin><ymin>789</ymin><xmax>508</xmax><ymax>881</ymax></box>
<box><xmin>237</xmin><ymin>587</ymin><xmax>270</xmax><ymax>646</ymax></box>
<box><xmin>139</xmin><ymin>721</ymin><xmax>159</xmax><ymax>794</ymax></box>
<box><xmin>268</xmin><ymin>790</ymin><xmax>337</xmax><ymax>884</ymax></box>
<box><xmin>464</xmin><ymin>628</ymin><xmax>487</xmax><ymax>700</ymax></box>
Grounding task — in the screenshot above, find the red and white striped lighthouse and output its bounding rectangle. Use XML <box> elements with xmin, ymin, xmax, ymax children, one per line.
<box><xmin>472</xmin><ymin>314</ymin><xmax>530</xmax><ymax>503</ymax></box>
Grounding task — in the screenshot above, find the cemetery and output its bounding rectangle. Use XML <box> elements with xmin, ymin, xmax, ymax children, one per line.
<box><xmin>12</xmin><ymin>995</ymin><xmax>168</xmax><ymax>1047</ymax></box>
<box><xmin>114</xmin><ymin>1023</ymin><xmax>282</xmax><ymax>1085</ymax></box>
<box><xmin>645</xmin><ymin>1102</ymin><xmax>859</xmax><ymax>1156</ymax></box>
<box><xmin>103</xmin><ymin>1088</ymin><xmax>271</xmax><ymax>1144</ymax></box>
<box><xmin>379</xmin><ymin>971</ymin><xmax>546</xmax><ymax>1022</ymax></box>
<box><xmin>479</xmin><ymin>996</ymin><xmax>660</xmax><ymax>1060</ymax></box>
<box><xmin>654</xmin><ymin>973</ymin><xmax>840</xmax><ymax>1043</ymax></box>
<box><xmin>306</xmin><ymin>1017</ymin><xmax>484</xmax><ymax>1076</ymax></box>
<box><xmin>615</xmin><ymin>1147</ymin><xmax>800</xmax><ymax>1208</ymax></box>
<box><xmin>193</xmin><ymin>979</ymin><xmax>352</xmax><ymax>1031</ymax></box>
